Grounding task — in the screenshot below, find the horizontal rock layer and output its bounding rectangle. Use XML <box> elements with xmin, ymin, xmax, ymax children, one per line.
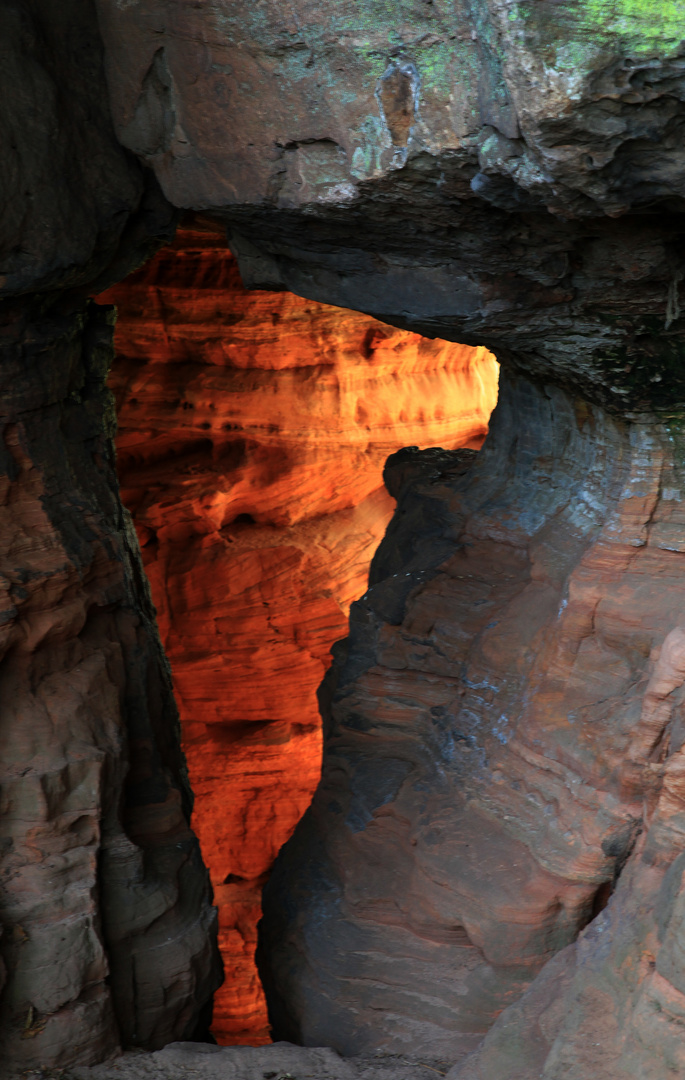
<box><xmin>260</xmin><ymin>368</ymin><xmax>685</xmax><ymax>1077</ymax></box>
<box><xmin>100</xmin><ymin>219</ymin><xmax>498</xmax><ymax>1043</ymax></box>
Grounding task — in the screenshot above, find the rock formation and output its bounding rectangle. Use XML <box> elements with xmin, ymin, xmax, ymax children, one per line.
<box><xmin>4</xmin><ymin>1</ymin><xmax>685</xmax><ymax>1077</ymax></box>
<box><xmin>258</xmin><ymin>370</ymin><xmax>685</xmax><ymax>1077</ymax></box>
<box><xmin>0</xmin><ymin>298</ymin><xmax>220</xmax><ymax>1070</ymax></box>
<box><xmin>93</xmin><ymin>3</ymin><xmax>685</xmax><ymax>1075</ymax></box>
<box><xmin>0</xmin><ymin>2</ymin><xmax>220</xmax><ymax>1071</ymax></box>
<box><xmin>96</xmin><ymin>0</ymin><xmax>685</xmax><ymax>406</ymax></box>
<box><xmin>98</xmin><ymin>219</ymin><xmax>497</xmax><ymax>1044</ymax></box>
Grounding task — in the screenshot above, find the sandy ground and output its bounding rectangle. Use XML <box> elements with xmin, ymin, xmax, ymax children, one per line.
<box><xmin>14</xmin><ymin>1041</ymin><xmax>466</xmax><ymax>1080</ymax></box>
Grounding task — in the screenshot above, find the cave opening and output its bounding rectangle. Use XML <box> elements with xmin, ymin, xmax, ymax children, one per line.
<box><xmin>97</xmin><ymin>215</ymin><xmax>499</xmax><ymax>1046</ymax></box>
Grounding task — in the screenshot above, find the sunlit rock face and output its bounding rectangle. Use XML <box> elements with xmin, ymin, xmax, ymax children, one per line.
<box><xmin>99</xmin><ymin>219</ymin><xmax>498</xmax><ymax>1044</ymax></box>
<box><xmin>5</xmin><ymin>3</ymin><xmax>685</xmax><ymax>1076</ymax></box>
<box><xmin>90</xmin><ymin>8</ymin><xmax>685</xmax><ymax>1071</ymax></box>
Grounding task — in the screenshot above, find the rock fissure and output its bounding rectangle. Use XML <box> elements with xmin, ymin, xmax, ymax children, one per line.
<box><xmin>94</xmin><ymin>218</ymin><xmax>497</xmax><ymax>1047</ymax></box>
<box><xmin>7</xmin><ymin>4</ymin><xmax>685</xmax><ymax>1077</ymax></box>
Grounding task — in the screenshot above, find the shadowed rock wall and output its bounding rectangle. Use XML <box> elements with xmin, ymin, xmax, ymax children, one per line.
<box><xmin>0</xmin><ymin>299</ymin><xmax>220</xmax><ymax>1069</ymax></box>
<box><xmin>260</xmin><ymin>370</ymin><xmax>685</xmax><ymax>1077</ymax></box>
<box><xmin>0</xmin><ymin>1</ymin><xmax>220</xmax><ymax>1070</ymax></box>
<box><xmin>99</xmin><ymin>219</ymin><xmax>498</xmax><ymax>1044</ymax></box>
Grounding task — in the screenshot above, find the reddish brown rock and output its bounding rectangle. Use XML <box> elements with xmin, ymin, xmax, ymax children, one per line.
<box><xmin>260</xmin><ymin>371</ymin><xmax>685</xmax><ymax>1075</ymax></box>
<box><xmin>99</xmin><ymin>219</ymin><xmax>498</xmax><ymax>1044</ymax></box>
<box><xmin>0</xmin><ymin>4</ymin><xmax>218</xmax><ymax>1071</ymax></box>
<box><xmin>6</xmin><ymin>5</ymin><xmax>685</xmax><ymax>1076</ymax></box>
<box><xmin>0</xmin><ymin>299</ymin><xmax>220</xmax><ymax>1071</ymax></box>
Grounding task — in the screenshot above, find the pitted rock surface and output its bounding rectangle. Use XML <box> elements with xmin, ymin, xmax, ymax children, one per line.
<box><xmin>95</xmin><ymin>1</ymin><xmax>685</xmax><ymax>406</ymax></box>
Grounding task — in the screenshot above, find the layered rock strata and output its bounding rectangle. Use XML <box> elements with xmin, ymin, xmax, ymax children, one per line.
<box><xmin>90</xmin><ymin>7</ymin><xmax>685</xmax><ymax>1073</ymax></box>
<box><xmin>260</xmin><ymin>370</ymin><xmax>685</xmax><ymax>1077</ymax></box>
<box><xmin>99</xmin><ymin>221</ymin><xmax>498</xmax><ymax>1043</ymax></box>
<box><xmin>4</xmin><ymin>2</ymin><xmax>685</xmax><ymax>1076</ymax></box>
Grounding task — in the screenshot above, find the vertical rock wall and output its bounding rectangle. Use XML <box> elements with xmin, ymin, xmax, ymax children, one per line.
<box><xmin>259</xmin><ymin>370</ymin><xmax>685</xmax><ymax>1077</ymax></box>
<box><xmin>0</xmin><ymin>299</ymin><xmax>221</xmax><ymax>1070</ymax></box>
<box><xmin>99</xmin><ymin>219</ymin><xmax>498</xmax><ymax>1043</ymax></box>
<box><xmin>0</xmin><ymin>2</ymin><xmax>222</xmax><ymax>1071</ymax></box>
<box><xmin>6</xmin><ymin>4</ymin><xmax>685</xmax><ymax>1074</ymax></box>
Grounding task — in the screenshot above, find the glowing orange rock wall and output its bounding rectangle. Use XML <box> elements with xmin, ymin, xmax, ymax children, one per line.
<box><xmin>99</xmin><ymin>220</ymin><xmax>498</xmax><ymax>1044</ymax></box>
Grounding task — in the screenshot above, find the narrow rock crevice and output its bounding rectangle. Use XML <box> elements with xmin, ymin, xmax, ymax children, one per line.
<box><xmin>98</xmin><ymin>218</ymin><xmax>498</xmax><ymax>1045</ymax></box>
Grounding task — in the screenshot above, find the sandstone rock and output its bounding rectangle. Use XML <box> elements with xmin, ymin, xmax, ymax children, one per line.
<box><xmin>5</xmin><ymin>3</ymin><xmax>685</xmax><ymax>1076</ymax></box>
<box><xmin>99</xmin><ymin>219</ymin><xmax>498</xmax><ymax>1044</ymax></box>
<box><xmin>0</xmin><ymin>0</ymin><xmax>176</xmax><ymax>301</ymax></box>
<box><xmin>259</xmin><ymin>368</ymin><xmax>685</xmax><ymax>1071</ymax></box>
<box><xmin>95</xmin><ymin>1</ymin><xmax>685</xmax><ymax>406</ymax></box>
<box><xmin>97</xmin><ymin>1</ymin><xmax>685</xmax><ymax>218</ymax></box>
<box><xmin>87</xmin><ymin>11</ymin><xmax>685</xmax><ymax>1068</ymax></box>
<box><xmin>0</xmin><ymin>298</ymin><xmax>221</xmax><ymax>1070</ymax></box>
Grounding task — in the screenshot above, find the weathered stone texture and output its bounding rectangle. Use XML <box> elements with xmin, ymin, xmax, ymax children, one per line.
<box><xmin>96</xmin><ymin>0</ymin><xmax>685</xmax><ymax>216</ymax></box>
<box><xmin>98</xmin><ymin>219</ymin><xmax>497</xmax><ymax>1045</ymax></box>
<box><xmin>0</xmin><ymin>299</ymin><xmax>220</xmax><ymax>1069</ymax></box>
<box><xmin>0</xmin><ymin>3</ymin><xmax>220</xmax><ymax>1069</ymax></box>
<box><xmin>95</xmin><ymin>1</ymin><xmax>685</xmax><ymax>407</ymax></box>
<box><xmin>5</xmin><ymin>2</ymin><xmax>685</xmax><ymax>1076</ymax></box>
<box><xmin>260</xmin><ymin>369</ymin><xmax>685</xmax><ymax>1075</ymax></box>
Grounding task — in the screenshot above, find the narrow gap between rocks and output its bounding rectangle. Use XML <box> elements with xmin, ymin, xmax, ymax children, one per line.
<box><xmin>97</xmin><ymin>215</ymin><xmax>499</xmax><ymax>1045</ymax></box>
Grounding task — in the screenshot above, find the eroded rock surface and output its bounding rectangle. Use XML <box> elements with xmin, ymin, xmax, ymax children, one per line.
<box><xmin>4</xmin><ymin>3</ymin><xmax>685</xmax><ymax>1076</ymax></box>
<box><xmin>99</xmin><ymin>219</ymin><xmax>497</xmax><ymax>1044</ymax></box>
<box><xmin>96</xmin><ymin>1</ymin><xmax>685</xmax><ymax>405</ymax></box>
<box><xmin>0</xmin><ymin>299</ymin><xmax>221</xmax><ymax>1070</ymax></box>
<box><xmin>0</xmin><ymin>6</ymin><xmax>221</xmax><ymax>1070</ymax></box>
<box><xmin>97</xmin><ymin>0</ymin><xmax>685</xmax><ymax>217</ymax></box>
<box><xmin>260</xmin><ymin>369</ymin><xmax>685</xmax><ymax>1075</ymax></box>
